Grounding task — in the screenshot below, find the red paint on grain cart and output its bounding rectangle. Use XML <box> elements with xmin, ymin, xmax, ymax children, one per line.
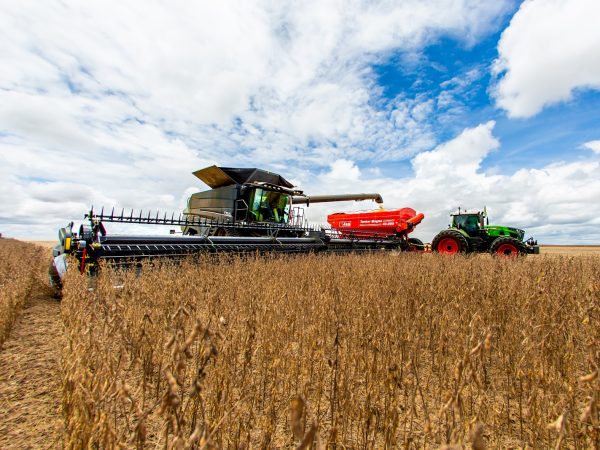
<box><xmin>327</xmin><ymin>208</ymin><xmax>424</xmax><ymax>236</ymax></box>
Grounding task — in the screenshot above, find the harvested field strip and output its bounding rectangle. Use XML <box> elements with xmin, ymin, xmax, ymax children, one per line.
<box><xmin>60</xmin><ymin>253</ymin><xmax>600</xmax><ymax>448</ymax></box>
<box><xmin>0</xmin><ymin>291</ymin><xmax>64</xmax><ymax>449</ymax></box>
<box><xmin>0</xmin><ymin>239</ymin><xmax>48</xmax><ymax>349</ymax></box>
<box><xmin>540</xmin><ymin>245</ymin><xmax>600</xmax><ymax>255</ymax></box>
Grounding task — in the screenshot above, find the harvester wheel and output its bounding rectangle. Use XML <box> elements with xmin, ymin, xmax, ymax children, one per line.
<box><xmin>213</xmin><ymin>227</ymin><xmax>227</xmax><ymax>236</ymax></box>
<box><xmin>48</xmin><ymin>260</ymin><xmax>63</xmax><ymax>299</ymax></box>
<box><xmin>490</xmin><ymin>237</ymin><xmax>527</xmax><ymax>258</ymax></box>
<box><xmin>431</xmin><ymin>230</ymin><xmax>469</xmax><ymax>255</ymax></box>
<box><xmin>407</xmin><ymin>237</ymin><xmax>424</xmax><ymax>252</ymax></box>
<box><xmin>213</xmin><ymin>227</ymin><xmax>240</xmax><ymax>237</ymax></box>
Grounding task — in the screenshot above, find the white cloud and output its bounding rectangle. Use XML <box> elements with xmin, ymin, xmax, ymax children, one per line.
<box><xmin>493</xmin><ymin>0</ymin><xmax>600</xmax><ymax>118</ymax></box>
<box><xmin>327</xmin><ymin>159</ymin><xmax>361</xmax><ymax>181</ymax></box>
<box><xmin>301</xmin><ymin>122</ymin><xmax>600</xmax><ymax>244</ymax></box>
<box><xmin>0</xmin><ymin>0</ymin><xmax>514</xmax><ymax>238</ymax></box>
<box><xmin>412</xmin><ymin>121</ymin><xmax>499</xmax><ymax>179</ymax></box>
<box><xmin>0</xmin><ymin>0</ymin><xmax>512</xmax><ymax>161</ymax></box>
<box><xmin>584</xmin><ymin>140</ymin><xmax>600</xmax><ymax>154</ymax></box>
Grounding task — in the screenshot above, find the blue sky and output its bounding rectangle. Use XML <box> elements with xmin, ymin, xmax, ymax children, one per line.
<box><xmin>1</xmin><ymin>0</ymin><xmax>599</xmax><ymax>243</ymax></box>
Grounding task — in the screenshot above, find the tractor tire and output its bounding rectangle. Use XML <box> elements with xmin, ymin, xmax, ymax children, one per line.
<box><xmin>490</xmin><ymin>236</ymin><xmax>527</xmax><ymax>258</ymax></box>
<box><xmin>431</xmin><ymin>230</ymin><xmax>469</xmax><ymax>255</ymax></box>
<box><xmin>407</xmin><ymin>237</ymin><xmax>424</xmax><ymax>252</ymax></box>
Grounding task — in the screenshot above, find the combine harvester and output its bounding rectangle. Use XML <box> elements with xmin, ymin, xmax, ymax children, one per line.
<box><xmin>50</xmin><ymin>166</ymin><xmax>424</xmax><ymax>290</ymax></box>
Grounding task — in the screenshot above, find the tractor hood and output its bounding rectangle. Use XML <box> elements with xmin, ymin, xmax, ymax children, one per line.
<box><xmin>485</xmin><ymin>225</ymin><xmax>525</xmax><ymax>241</ymax></box>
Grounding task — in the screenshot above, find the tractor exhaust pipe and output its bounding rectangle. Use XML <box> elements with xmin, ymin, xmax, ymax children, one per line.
<box><xmin>291</xmin><ymin>193</ymin><xmax>383</xmax><ymax>206</ymax></box>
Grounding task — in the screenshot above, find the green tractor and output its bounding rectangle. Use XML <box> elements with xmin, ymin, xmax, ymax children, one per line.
<box><xmin>431</xmin><ymin>208</ymin><xmax>540</xmax><ymax>257</ymax></box>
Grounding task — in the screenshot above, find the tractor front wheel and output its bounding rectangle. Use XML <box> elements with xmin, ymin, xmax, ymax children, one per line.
<box><xmin>431</xmin><ymin>230</ymin><xmax>469</xmax><ymax>255</ymax></box>
<box><xmin>490</xmin><ymin>237</ymin><xmax>527</xmax><ymax>258</ymax></box>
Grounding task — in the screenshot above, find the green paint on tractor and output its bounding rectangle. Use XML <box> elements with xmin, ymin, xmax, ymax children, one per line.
<box><xmin>432</xmin><ymin>209</ymin><xmax>539</xmax><ymax>256</ymax></box>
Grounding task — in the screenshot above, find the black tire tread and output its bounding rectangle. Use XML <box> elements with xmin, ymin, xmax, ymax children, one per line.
<box><xmin>407</xmin><ymin>237</ymin><xmax>424</xmax><ymax>252</ymax></box>
<box><xmin>490</xmin><ymin>236</ymin><xmax>527</xmax><ymax>256</ymax></box>
<box><xmin>431</xmin><ymin>229</ymin><xmax>469</xmax><ymax>254</ymax></box>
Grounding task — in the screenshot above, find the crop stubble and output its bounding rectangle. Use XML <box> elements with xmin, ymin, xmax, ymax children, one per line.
<box><xmin>0</xmin><ymin>239</ymin><xmax>48</xmax><ymax>348</ymax></box>
<box><xmin>57</xmin><ymin>252</ymin><xmax>599</xmax><ymax>449</ymax></box>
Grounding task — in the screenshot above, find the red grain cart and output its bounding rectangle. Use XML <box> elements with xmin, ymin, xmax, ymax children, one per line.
<box><xmin>327</xmin><ymin>207</ymin><xmax>425</xmax><ymax>249</ymax></box>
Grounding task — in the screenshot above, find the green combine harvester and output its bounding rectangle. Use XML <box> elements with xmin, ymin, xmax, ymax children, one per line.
<box><xmin>431</xmin><ymin>208</ymin><xmax>539</xmax><ymax>256</ymax></box>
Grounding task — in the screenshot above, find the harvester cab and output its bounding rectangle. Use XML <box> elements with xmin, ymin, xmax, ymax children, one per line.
<box><xmin>183</xmin><ymin>165</ymin><xmax>386</xmax><ymax>237</ymax></box>
<box><xmin>183</xmin><ymin>166</ymin><xmax>301</xmax><ymax>236</ymax></box>
<box><xmin>432</xmin><ymin>208</ymin><xmax>540</xmax><ymax>257</ymax></box>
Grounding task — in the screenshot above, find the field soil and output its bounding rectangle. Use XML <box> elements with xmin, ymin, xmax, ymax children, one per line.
<box><xmin>24</xmin><ymin>240</ymin><xmax>57</xmax><ymax>249</ymax></box>
<box><xmin>0</xmin><ymin>291</ymin><xmax>63</xmax><ymax>449</ymax></box>
<box><xmin>0</xmin><ymin>239</ymin><xmax>63</xmax><ymax>449</ymax></box>
<box><xmin>540</xmin><ymin>245</ymin><xmax>600</xmax><ymax>255</ymax></box>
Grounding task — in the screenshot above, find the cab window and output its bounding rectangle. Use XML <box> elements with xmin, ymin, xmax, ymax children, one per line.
<box><xmin>453</xmin><ymin>215</ymin><xmax>480</xmax><ymax>233</ymax></box>
<box><xmin>249</xmin><ymin>189</ymin><xmax>290</xmax><ymax>223</ymax></box>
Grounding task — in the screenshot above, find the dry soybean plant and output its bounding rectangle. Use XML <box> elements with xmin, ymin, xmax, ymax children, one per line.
<box><xmin>0</xmin><ymin>239</ymin><xmax>47</xmax><ymax>348</ymax></box>
<box><xmin>60</xmin><ymin>252</ymin><xmax>600</xmax><ymax>448</ymax></box>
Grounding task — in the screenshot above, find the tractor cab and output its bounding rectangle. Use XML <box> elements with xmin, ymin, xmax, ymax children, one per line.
<box><xmin>451</xmin><ymin>211</ymin><xmax>485</xmax><ymax>237</ymax></box>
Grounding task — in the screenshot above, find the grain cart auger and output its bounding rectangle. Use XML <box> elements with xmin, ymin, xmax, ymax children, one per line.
<box><xmin>49</xmin><ymin>166</ymin><xmax>425</xmax><ymax>294</ymax></box>
<box><xmin>431</xmin><ymin>208</ymin><xmax>539</xmax><ymax>257</ymax></box>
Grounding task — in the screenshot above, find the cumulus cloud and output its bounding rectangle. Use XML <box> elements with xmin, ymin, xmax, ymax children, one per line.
<box><xmin>493</xmin><ymin>0</ymin><xmax>600</xmax><ymax>118</ymax></box>
<box><xmin>412</xmin><ymin>121</ymin><xmax>499</xmax><ymax>178</ymax></box>
<box><xmin>584</xmin><ymin>140</ymin><xmax>600</xmax><ymax>154</ymax></box>
<box><xmin>301</xmin><ymin>122</ymin><xmax>600</xmax><ymax>244</ymax></box>
<box><xmin>0</xmin><ymin>0</ymin><xmax>514</xmax><ymax>238</ymax></box>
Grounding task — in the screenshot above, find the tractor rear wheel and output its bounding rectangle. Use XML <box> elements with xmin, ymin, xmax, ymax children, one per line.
<box><xmin>431</xmin><ymin>230</ymin><xmax>469</xmax><ymax>255</ymax></box>
<box><xmin>490</xmin><ymin>237</ymin><xmax>527</xmax><ymax>258</ymax></box>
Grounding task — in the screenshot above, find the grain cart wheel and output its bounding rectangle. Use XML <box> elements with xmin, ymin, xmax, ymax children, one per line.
<box><xmin>407</xmin><ymin>237</ymin><xmax>424</xmax><ymax>252</ymax></box>
<box><xmin>431</xmin><ymin>230</ymin><xmax>469</xmax><ymax>255</ymax></box>
<box><xmin>490</xmin><ymin>236</ymin><xmax>527</xmax><ymax>258</ymax></box>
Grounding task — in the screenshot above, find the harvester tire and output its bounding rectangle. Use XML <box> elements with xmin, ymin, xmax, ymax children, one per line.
<box><xmin>407</xmin><ymin>237</ymin><xmax>424</xmax><ymax>252</ymax></box>
<box><xmin>490</xmin><ymin>236</ymin><xmax>527</xmax><ymax>258</ymax></box>
<box><xmin>48</xmin><ymin>261</ymin><xmax>63</xmax><ymax>299</ymax></box>
<box><xmin>431</xmin><ymin>230</ymin><xmax>469</xmax><ymax>255</ymax></box>
<box><xmin>212</xmin><ymin>227</ymin><xmax>240</xmax><ymax>237</ymax></box>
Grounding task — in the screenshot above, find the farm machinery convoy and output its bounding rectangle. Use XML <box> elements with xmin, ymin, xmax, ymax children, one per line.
<box><xmin>49</xmin><ymin>165</ymin><xmax>538</xmax><ymax>290</ymax></box>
